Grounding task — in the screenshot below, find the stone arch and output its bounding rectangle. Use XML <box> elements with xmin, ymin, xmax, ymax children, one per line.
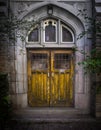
<box><xmin>20</xmin><ymin>3</ymin><xmax>85</xmax><ymax>47</ymax></box>
<box><xmin>15</xmin><ymin>2</ymin><xmax>90</xmax><ymax>110</ymax></box>
<box><xmin>19</xmin><ymin>2</ymin><xmax>85</xmax><ymax>36</ymax></box>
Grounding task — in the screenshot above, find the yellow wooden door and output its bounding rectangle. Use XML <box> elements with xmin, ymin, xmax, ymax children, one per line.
<box><xmin>28</xmin><ymin>50</ymin><xmax>74</xmax><ymax>107</ymax></box>
<box><xmin>50</xmin><ymin>50</ymin><xmax>74</xmax><ymax>106</ymax></box>
<box><xmin>28</xmin><ymin>51</ymin><xmax>50</xmax><ymax>106</ymax></box>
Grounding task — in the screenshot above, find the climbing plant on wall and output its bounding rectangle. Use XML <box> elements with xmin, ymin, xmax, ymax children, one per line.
<box><xmin>0</xmin><ymin>16</ymin><xmax>39</xmax><ymax>42</ymax></box>
<box><xmin>77</xmin><ymin>9</ymin><xmax>101</xmax><ymax>74</ymax></box>
<box><xmin>76</xmin><ymin>9</ymin><xmax>101</xmax><ymax>94</ymax></box>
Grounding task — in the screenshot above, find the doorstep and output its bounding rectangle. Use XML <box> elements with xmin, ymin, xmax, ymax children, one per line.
<box><xmin>12</xmin><ymin>107</ymin><xmax>94</xmax><ymax>123</ymax></box>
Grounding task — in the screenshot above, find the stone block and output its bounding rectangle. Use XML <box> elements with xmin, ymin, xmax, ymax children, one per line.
<box><xmin>16</xmin><ymin>81</ymin><xmax>23</xmax><ymax>93</ymax></box>
<box><xmin>0</xmin><ymin>45</ymin><xmax>8</xmax><ymax>55</ymax></box>
<box><xmin>16</xmin><ymin>73</ymin><xmax>24</xmax><ymax>82</ymax></box>
<box><xmin>75</xmin><ymin>93</ymin><xmax>90</xmax><ymax>112</ymax></box>
<box><xmin>15</xmin><ymin>55</ymin><xmax>23</xmax><ymax>74</ymax></box>
<box><xmin>0</xmin><ymin>56</ymin><xmax>8</xmax><ymax>72</ymax></box>
<box><xmin>9</xmin><ymin>82</ymin><xmax>16</xmax><ymax>94</ymax></box>
<box><xmin>10</xmin><ymin>93</ymin><xmax>28</xmax><ymax>108</ymax></box>
<box><xmin>9</xmin><ymin>61</ymin><xmax>16</xmax><ymax>74</ymax></box>
<box><xmin>8</xmin><ymin>46</ymin><xmax>15</xmax><ymax>60</ymax></box>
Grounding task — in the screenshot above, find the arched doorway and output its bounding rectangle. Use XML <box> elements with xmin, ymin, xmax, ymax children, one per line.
<box><xmin>27</xmin><ymin>19</ymin><xmax>75</xmax><ymax>107</ymax></box>
<box><xmin>9</xmin><ymin>0</ymin><xmax>92</xmax><ymax>113</ymax></box>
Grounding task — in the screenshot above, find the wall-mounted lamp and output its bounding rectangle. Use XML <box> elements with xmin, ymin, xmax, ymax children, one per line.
<box><xmin>47</xmin><ymin>5</ymin><xmax>53</xmax><ymax>15</ymax></box>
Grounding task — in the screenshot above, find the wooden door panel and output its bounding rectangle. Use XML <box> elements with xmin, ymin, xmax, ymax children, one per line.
<box><xmin>28</xmin><ymin>51</ymin><xmax>50</xmax><ymax>106</ymax></box>
<box><xmin>28</xmin><ymin>50</ymin><xmax>74</xmax><ymax>107</ymax></box>
<box><xmin>50</xmin><ymin>51</ymin><xmax>73</xmax><ymax>106</ymax></box>
<box><xmin>30</xmin><ymin>72</ymin><xmax>49</xmax><ymax>106</ymax></box>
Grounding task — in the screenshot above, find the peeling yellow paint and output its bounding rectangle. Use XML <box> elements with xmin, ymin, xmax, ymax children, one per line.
<box><xmin>28</xmin><ymin>50</ymin><xmax>74</xmax><ymax>107</ymax></box>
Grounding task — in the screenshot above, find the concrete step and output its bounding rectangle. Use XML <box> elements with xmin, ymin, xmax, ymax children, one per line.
<box><xmin>12</xmin><ymin>107</ymin><xmax>92</xmax><ymax>122</ymax></box>
<box><xmin>6</xmin><ymin>117</ymin><xmax>101</xmax><ymax>130</ymax></box>
<box><xmin>3</xmin><ymin>108</ymin><xmax>101</xmax><ymax>130</ymax></box>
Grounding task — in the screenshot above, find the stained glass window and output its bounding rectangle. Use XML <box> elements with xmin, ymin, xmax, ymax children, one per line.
<box><xmin>28</xmin><ymin>27</ymin><xmax>39</xmax><ymax>42</ymax></box>
<box><xmin>44</xmin><ymin>20</ymin><xmax>57</xmax><ymax>42</ymax></box>
<box><xmin>62</xmin><ymin>26</ymin><xmax>73</xmax><ymax>42</ymax></box>
<box><xmin>54</xmin><ymin>53</ymin><xmax>70</xmax><ymax>70</ymax></box>
<box><xmin>27</xmin><ymin>19</ymin><xmax>74</xmax><ymax>44</ymax></box>
<box><xmin>31</xmin><ymin>54</ymin><xmax>48</xmax><ymax>70</ymax></box>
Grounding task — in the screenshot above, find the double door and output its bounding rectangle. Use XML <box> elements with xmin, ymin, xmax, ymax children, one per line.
<box><xmin>28</xmin><ymin>50</ymin><xmax>74</xmax><ymax>107</ymax></box>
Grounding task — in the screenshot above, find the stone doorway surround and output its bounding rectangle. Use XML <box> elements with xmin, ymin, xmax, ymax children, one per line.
<box><xmin>9</xmin><ymin>0</ymin><xmax>92</xmax><ymax>114</ymax></box>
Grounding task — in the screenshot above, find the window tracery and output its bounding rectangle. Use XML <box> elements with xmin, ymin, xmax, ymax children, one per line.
<box><xmin>27</xmin><ymin>19</ymin><xmax>74</xmax><ymax>44</ymax></box>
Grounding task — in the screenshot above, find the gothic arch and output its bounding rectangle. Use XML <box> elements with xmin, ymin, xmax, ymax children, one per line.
<box><xmin>15</xmin><ymin>2</ymin><xmax>90</xmax><ymax>110</ymax></box>
<box><xmin>20</xmin><ymin>3</ymin><xmax>85</xmax><ymax>47</ymax></box>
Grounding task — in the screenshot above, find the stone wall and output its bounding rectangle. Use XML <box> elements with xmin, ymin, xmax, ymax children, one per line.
<box><xmin>95</xmin><ymin>0</ymin><xmax>101</xmax><ymax>117</ymax></box>
<box><xmin>0</xmin><ymin>1</ymin><xmax>9</xmax><ymax>73</ymax></box>
<box><xmin>0</xmin><ymin>41</ymin><xmax>17</xmax><ymax>107</ymax></box>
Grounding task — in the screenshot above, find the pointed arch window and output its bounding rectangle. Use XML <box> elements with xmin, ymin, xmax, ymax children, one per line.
<box><xmin>26</xmin><ymin>19</ymin><xmax>74</xmax><ymax>45</ymax></box>
<box><xmin>28</xmin><ymin>26</ymin><xmax>39</xmax><ymax>42</ymax></box>
<box><xmin>44</xmin><ymin>19</ymin><xmax>57</xmax><ymax>43</ymax></box>
<box><xmin>61</xmin><ymin>24</ymin><xmax>74</xmax><ymax>43</ymax></box>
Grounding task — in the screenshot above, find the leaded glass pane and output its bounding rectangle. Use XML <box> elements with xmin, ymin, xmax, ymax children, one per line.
<box><xmin>28</xmin><ymin>28</ymin><xmax>39</xmax><ymax>42</ymax></box>
<box><xmin>62</xmin><ymin>26</ymin><xmax>73</xmax><ymax>42</ymax></box>
<box><xmin>45</xmin><ymin>21</ymin><xmax>56</xmax><ymax>42</ymax></box>
<box><xmin>54</xmin><ymin>54</ymin><xmax>70</xmax><ymax>70</ymax></box>
<box><xmin>31</xmin><ymin>54</ymin><xmax>48</xmax><ymax>70</ymax></box>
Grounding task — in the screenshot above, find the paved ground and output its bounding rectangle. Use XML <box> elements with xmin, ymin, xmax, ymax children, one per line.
<box><xmin>1</xmin><ymin>119</ymin><xmax>101</xmax><ymax>130</ymax></box>
<box><xmin>1</xmin><ymin>108</ymin><xmax>101</xmax><ymax>130</ymax></box>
